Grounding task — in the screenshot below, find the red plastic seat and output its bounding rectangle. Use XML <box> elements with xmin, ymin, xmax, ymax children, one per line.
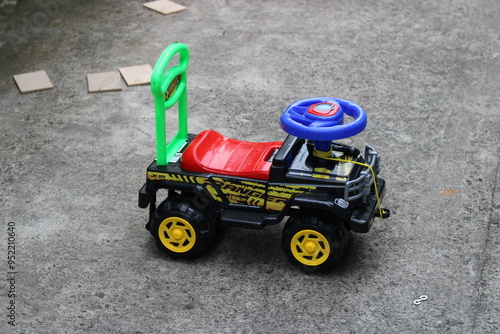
<box><xmin>181</xmin><ymin>130</ymin><xmax>283</xmax><ymax>180</ymax></box>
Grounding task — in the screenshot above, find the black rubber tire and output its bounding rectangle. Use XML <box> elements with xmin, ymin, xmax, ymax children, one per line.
<box><xmin>152</xmin><ymin>196</ymin><xmax>215</xmax><ymax>259</ymax></box>
<box><xmin>282</xmin><ymin>213</ymin><xmax>348</xmax><ymax>273</ymax></box>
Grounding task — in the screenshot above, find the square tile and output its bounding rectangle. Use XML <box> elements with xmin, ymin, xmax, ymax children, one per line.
<box><xmin>119</xmin><ymin>64</ymin><xmax>153</xmax><ymax>86</ymax></box>
<box><xmin>87</xmin><ymin>71</ymin><xmax>122</xmax><ymax>93</ymax></box>
<box><xmin>13</xmin><ymin>71</ymin><xmax>54</xmax><ymax>93</ymax></box>
<box><xmin>143</xmin><ymin>0</ymin><xmax>187</xmax><ymax>15</ymax></box>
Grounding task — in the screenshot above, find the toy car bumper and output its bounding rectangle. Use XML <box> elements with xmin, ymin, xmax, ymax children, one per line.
<box><xmin>349</xmin><ymin>177</ymin><xmax>388</xmax><ymax>233</ymax></box>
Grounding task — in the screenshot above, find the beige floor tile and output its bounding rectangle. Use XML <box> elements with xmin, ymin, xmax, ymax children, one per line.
<box><xmin>13</xmin><ymin>71</ymin><xmax>54</xmax><ymax>93</ymax></box>
<box><xmin>87</xmin><ymin>71</ymin><xmax>122</xmax><ymax>93</ymax></box>
<box><xmin>143</xmin><ymin>0</ymin><xmax>187</xmax><ymax>15</ymax></box>
<box><xmin>119</xmin><ymin>64</ymin><xmax>153</xmax><ymax>86</ymax></box>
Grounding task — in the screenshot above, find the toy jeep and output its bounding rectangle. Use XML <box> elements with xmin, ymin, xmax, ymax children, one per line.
<box><xmin>138</xmin><ymin>43</ymin><xmax>390</xmax><ymax>272</ymax></box>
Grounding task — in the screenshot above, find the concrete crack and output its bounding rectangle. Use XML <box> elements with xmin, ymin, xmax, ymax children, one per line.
<box><xmin>471</xmin><ymin>148</ymin><xmax>499</xmax><ymax>333</ymax></box>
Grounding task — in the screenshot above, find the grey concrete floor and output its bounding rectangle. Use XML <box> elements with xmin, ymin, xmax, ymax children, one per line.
<box><xmin>1</xmin><ymin>0</ymin><xmax>499</xmax><ymax>333</ymax></box>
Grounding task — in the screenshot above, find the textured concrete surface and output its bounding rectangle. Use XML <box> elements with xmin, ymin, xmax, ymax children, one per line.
<box><xmin>1</xmin><ymin>0</ymin><xmax>499</xmax><ymax>333</ymax></box>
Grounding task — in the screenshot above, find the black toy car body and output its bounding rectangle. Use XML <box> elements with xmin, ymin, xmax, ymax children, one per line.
<box><xmin>138</xmin><ymin>43</ymin><xmax>390</xmax><ymax>272</ymax></box>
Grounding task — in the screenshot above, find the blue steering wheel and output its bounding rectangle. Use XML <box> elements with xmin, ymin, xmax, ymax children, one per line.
<box><xmin>280</xmin><ymin>97</ymin><xmax>367</xmax><ymax>143</ymax></box>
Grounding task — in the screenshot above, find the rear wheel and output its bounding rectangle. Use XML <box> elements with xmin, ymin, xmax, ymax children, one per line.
<box><xmin>282</xmin><ymin>213</ymin><xmax>348</xmax><ymax>272</ymax></box>
<box><xmin>152</xmin><ymin>197</ymin><xmax>215</xmax><ymax>259</ymax></box>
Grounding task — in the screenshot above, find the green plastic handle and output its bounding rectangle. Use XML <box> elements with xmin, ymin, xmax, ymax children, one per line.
<box><xmin>151</xmin><ymin>43</ymin><xmax>190</xmax><ymax>166</ymax></box>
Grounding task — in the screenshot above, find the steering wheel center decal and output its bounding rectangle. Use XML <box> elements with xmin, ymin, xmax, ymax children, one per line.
<box><xmin>308</xmin><ymin>102</ymin><xmax>340</xmax><ymax>117</ymax></box>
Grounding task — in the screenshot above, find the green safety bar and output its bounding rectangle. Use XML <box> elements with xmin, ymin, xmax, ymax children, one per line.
<box><xmin>150</xmin><ymin>43</ymin><xmax>190</xmax><ymax>166</ymax></box>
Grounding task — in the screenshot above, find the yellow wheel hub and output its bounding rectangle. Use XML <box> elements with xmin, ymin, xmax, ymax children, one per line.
<box><xmin>158</xmin><ymin>217</ymin><xmax>196</xmax><ymax>253</ymax></box>
<box><xmin>290</xmin><ymin>229</ymin><xmax>330</xmax><ymax>266</ymax></box>
<box><xmin>172</xmin><ymin>228</ymin><xmax>184</xmax><ymax>240</ymax></box>
<box><xmin>304</xmin><ymin>241</ymin><xmax>317</xmax><ymax>253</ymax></box>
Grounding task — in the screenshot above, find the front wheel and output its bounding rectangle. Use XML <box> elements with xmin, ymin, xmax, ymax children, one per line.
<box><xmin>282</xmin><ymin>213</ymin><xmax>348</xmax><ymax>273</ymax></box>
<box><xmin>152</xmin><ymin>197</ymin><xmax>215</xmax><ymax>259</ymax></box>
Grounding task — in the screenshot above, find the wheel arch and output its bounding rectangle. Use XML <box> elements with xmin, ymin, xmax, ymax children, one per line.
<box><xmin>142</xmin><ymin>182</ymin><xmax>220</xmax><ymax>231</ymax></box>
